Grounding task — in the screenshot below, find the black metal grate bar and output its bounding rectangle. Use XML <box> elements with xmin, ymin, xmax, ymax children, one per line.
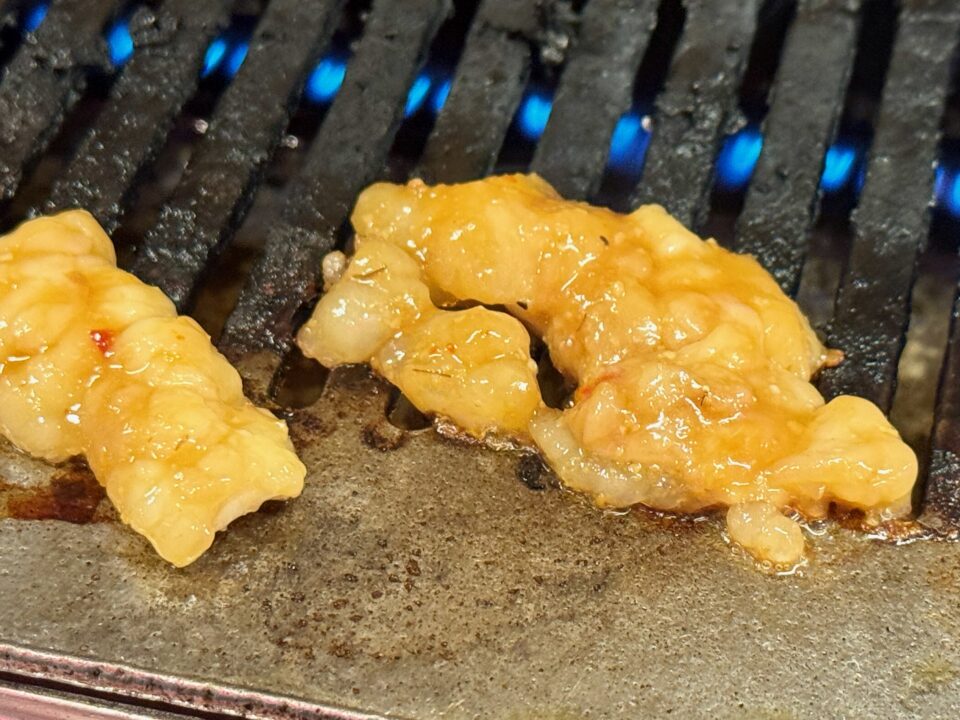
<box><xmin>632</xmin><ymin>0</ymin><xmax>757</xmax><ymax>230</ymax></box>
<box><xmin>733</xmin><ymin>0</ymin><xmax>860</xmax><ymax>294</ymax></box>
<box><xmin>128</xmin><ymin>0</ymin><xmax>345</xmax><ymax>310</ymax></box>
<box><xmin>219</xmin><ymin>0</ymin><xmax>449</xmax><ymax>357</ymax></box>
<box><xmin>529</xmin><ymin>0</ymin><xmax>658</xmax><ymax>200</ymax></box>
<box><xmin>0</xmin><ymin>2</ymin><xmax>30</xmax><ymax>68</ymax></box>
<box><xmin>416</xmin><ymin>0</ymin><xmax>535</xmax><ymax>183</ymax></box>
<box><xmin>0</xmin><ymin>0</ymin><xmax>119</xmax><ymax>202</ymax></box>
<box><xmin>881</xmin><ymin>14</ymin><xmax>960</xmax><ymax>531</ymax></box>
<box><xmin>43</xmin><ymin>0</ymin><xmax>233</xmax><ymax>233</ymax></box>
<box><xmin>819</xmin><ymin>2</ymin><xmax>960</xmax><ymax>412</ymax></box>
<box><xmin>0</xmin><ymin>2</ymin><xmax>17</xmax><ymax>27</ymax></box>
<box><xmin>926</xmin><ymin>299</ymin><xmax>960</xmax><ymax>533</ymax></box>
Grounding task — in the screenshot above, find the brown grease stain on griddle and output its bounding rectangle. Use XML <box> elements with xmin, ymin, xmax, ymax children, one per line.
<box><xmin>361</xmin><ymin>419</ymin><xmax>408</xmax><ymax>452</ymax></box>
<box><xmin>831</xmin><ymin>505</ymin><xmax>930</xmax><ymax>543</ymax></box>
<box><xmin>287</xmin><ymin>410</ymin><xmax>336</xmax><ymax>450</ymax></box>
<box><xmin>1</xmin><ymin>459</ymin><xmax>107</xmax><ymax>523</ymax></box>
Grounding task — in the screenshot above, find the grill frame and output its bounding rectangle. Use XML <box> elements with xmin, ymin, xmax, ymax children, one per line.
<box><xmin>0</xmin><ymin>0</ymin><xmax>959</xmax><ymax>717</ymax></box>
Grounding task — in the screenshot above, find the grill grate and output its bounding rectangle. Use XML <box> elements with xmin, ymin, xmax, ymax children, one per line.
<box><xmin>819</xmin><ymin>1</ymin><xmax>960</xmax><ymax>411</ymax></box>
<box><xmin>734</xmin><ymin>0</ymin><xmax>861</xmax><ymax>293</ymax></box>
<box><xmin>529</xmin><ymin>0</ymin><xmax>658</xmax><ymax>200</ymax></box>
<box><xmin>0</xmin><ymin>0</ymin><xmax>118</xmax><ymax>200</ymax></box>
<box><xmin>129</xmin><ymin>0</ymin><xmax>346</xmax><ymax>309</ymax></box>
<box><xmin>219</xmin><ymin>0</ymin><xmax>449</xmax><ymax>362</ymax></box>
<box><xmin>0</xmin><ymin>0</ymin><xmax>958</xmax><ymax>530</ymax></box>
<box><xmin>43</xmin><ymin>0</ymin><xmax>232</xmax><ymax>233</ymax></box>
<box><xmin>631</xmin><ymin>0</ymin><xmax>757</xmax><ymax>229</ymax></box>
<box><xmin>416</xmin><ymin>0</ymin><xmax>536</xmax><ymax>183</ymax></box>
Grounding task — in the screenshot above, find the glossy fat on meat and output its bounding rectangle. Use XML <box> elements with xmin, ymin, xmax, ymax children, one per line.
<box><xmin>0</xmin><ymin>211</ymin><xmax>305</xmax><ymax>566</ymax></box>
<box><xmin>297</xmin><ymin>239</ymin><xmax>541</xmax><ymax>438</ymax></box>
<box><xmin>352</xmin><ymin>174</ymin><xmax>828</xmax><ymax>381</ymax></box>
<box><xmin>84</xmin><ymin>316</ymin><xmax>305</xmax><ymax>567</ymax></box>
<box><xmin>373</xmin><ymin>307</ymin><xmax>541</xmax><ymax>437</ymax></box>
<box><xmin>302</xmin><ymin>174</ymin><xmax>919</xmax><ymax>569</ymax></box>
<box><xmin>296</xmin><ymin>241</ymin><xmax>434</xmax><ymax>367</ymax></box>
<box><xmin>0</xmin><ymin>212</ymin><xmax>175</xmax><ymax>460</ymax></box>
<box><xmin>726</xmin><ymin>502</ymin><xmax>805</xmax><ymax>567</ymax></box>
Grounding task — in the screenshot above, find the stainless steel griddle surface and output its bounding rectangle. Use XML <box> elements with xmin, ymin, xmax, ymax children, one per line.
<box><xmin>2</xmin><ymin>364</ymin><xmax>959</xmax><ymax>719</ymax></box>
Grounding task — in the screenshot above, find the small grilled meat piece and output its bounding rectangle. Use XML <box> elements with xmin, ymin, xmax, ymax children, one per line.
<box><xmin>298</xmin><ymin>239</ymin><xmax>541</xmax><ymax>438</ymax></box>
<box><xmin>0</xmin><ymin>211</ymin><xmax>304</xmax><ymax>567</ymax></box>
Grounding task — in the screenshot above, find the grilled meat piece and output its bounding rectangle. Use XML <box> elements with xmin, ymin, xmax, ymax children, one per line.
<box><xmin>300</xmin><ymin>174</ymin><xmax>917</xmax><ymax>569</ymax></box>
<box><xmin>0</xmin><ymin>211</ymin><xmax>304</xmax><ymax>567</ymax></box>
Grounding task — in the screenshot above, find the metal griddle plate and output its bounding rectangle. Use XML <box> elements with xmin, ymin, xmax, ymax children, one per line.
<box><xmin>1</xmin><ymin>358</ymin><xmax>959</xmax><ymax>719</ymax></box>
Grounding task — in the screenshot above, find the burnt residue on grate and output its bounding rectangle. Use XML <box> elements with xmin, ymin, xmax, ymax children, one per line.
<box><xmin>590</xmin><ymin>0</ymin><xmax>689</xmax><ymax>208</ymax></box>
<box><xmin>819</xmin><ymin>1</ymin><xmax>960</xmax><ymax>411</ymax></box>
<box><xmin>922</xmin><ymin>59</ymin><xmax>960</xmax><ymax>532</ymax></box>
<box><xmin>530</xmin><ymin>0</ymin><xmax>660</xmax><ymax>200</ymax></box>
<box><xmin>129</xmin><ymin>0</ymin><xmax>346</xmax><ymax>310</ymax></box>
<box><xmin>0</xmin><ymin>0</ymin><xmax>119</xmax><ymax>203</ymax></box>
<box><xmin>41</xmin><ymin>0</ymin><xmax>233</xmax><ymax>234</ymax></box>
<box><xmin>697</xmin><ymin>0</ymin><xmax>796</xmax><ymax>246</ymax></box>
<box><xmin>793</xmin><ymin>0</ymin><xmax>899</xmax><ymax>331</ymax></box>
<box><xmin>219</xmin><ymin>0</ymin><xmax>451</xmax><ymax>359</ymax></box>
<box><xmin>516</xmin><ymin>451</ymin><xmax>553</xmax><ymax>491</ymax></box>
<box><xmin>385</xmin><ymin>0</ymin><xmax>480</xmax><ymax>182</ymax></box>
<box><xmin>1</xmin><ymin>460</ymin><xmax>107</xmax><ymax>524</ymax></box>
<box><xmin>733</xmin><ymin>0</ymin><xmax>861</xmax><ymax>295</ymax></box>
<box><xmin>416</xmin><ymin>0</ymin><xmax>538</xmax><ymax>183</ymax></box>
<box><xmin>632</xmin><ymin>0</ymin><xmax>758</xmax><ymax>229</ymax></box>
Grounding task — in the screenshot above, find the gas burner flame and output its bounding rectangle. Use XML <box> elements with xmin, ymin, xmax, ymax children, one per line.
<box><xmin>104</xmin><ymin>18</ymin><xmax>133</xmax><ymax>67</ymax></box>
<box><xmin>21</xmin><ymin>0</ymin><xmax>959</xmax><ymax>218</ymax></box>
<box><xmin>201</xmin><ymin>33</ymin><xmax>249</xmax><ymax>79</ymax></box>
<box><xmin>23</xmin><ymin>1</ymin><xmax>133</xmax><ymax>68</ymax></box>
<box><xmin>715</xmin><ymin>125</ymin><xmax>959</xmax><ymax>217</ymax></box>
<box><xmin>22</xmin><ymin>0</ymin><xmax>47</xmax><ymax>33</ymax></box>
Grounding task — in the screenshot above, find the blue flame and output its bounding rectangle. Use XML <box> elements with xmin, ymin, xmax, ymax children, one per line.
<box><xmin>820</xmin><ymin>143</ymin><xmax>857</xmax><ymax>193</ymax></box>
<box><xmin>163</xmin><ymin>40</ymin><xmax>960</xmax><ymax>223</ymax></box>
<box><xmin>608</xmin><ymin>112</ymin><xmax>651</xmax><ymax>172</ymax></box>
<box><xmin>224</xmin><ymin>40</ymin><xmax>248</xmax><ymax>77</ymax></box>
<box><xmin>716</xmin><ymin>126</ymin><xmax>764</xmax><ymax>189</ymax></box>
<box><xmin>946</xmin><ymin>172</ymin><xmax>960</xmax><ymax>215</ymax></box>
<box><xmin>404</xmin><ymin>74</ymin><xmax>432</xmax><ymax>117</ymax></box>
<box><xmin>518</xmin><ymin>92</ymin><xmax>553</xmax><ymax>140</ymax></box>
<box><xmin>306</xmin><ymin>56</ymin><xmax>347</xmax><ymax>104</ymax></box>
<box><xmin>201</xmin><ymin>36</ymin><xmax>228</xmax><ymax>77</ymax></box>
<box><xmin>432</xmin><ymin>78</ymin><xmax>451</xmax><ymax>113</ymax></box>
<box><xmin>936</xmin><ymin>165</ymin><xmax>960</xmax><ymax>216</ymax></box>
<box><xmin>935</xmin><ymin>165</ymin><xmax>947</xmax><ymax>203</ymax></box>
<box><xmin>855</xmin><ymin>163</ymin><xmax>867</xmax><ymax>194</ymax></box>
<box><xmin>199</xmin><ymin>35</ymin><xmax>247</xmax><ymax>79</ymax></box>
<box><xmin>23</xmin><ymin>1</ymin><xmax>48</xmax><ymax>33</ymax></box>
<box><xmin>105</xmin><ymin>20</ymin><xmax>134</xmax><ymax>67</ymax></box>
